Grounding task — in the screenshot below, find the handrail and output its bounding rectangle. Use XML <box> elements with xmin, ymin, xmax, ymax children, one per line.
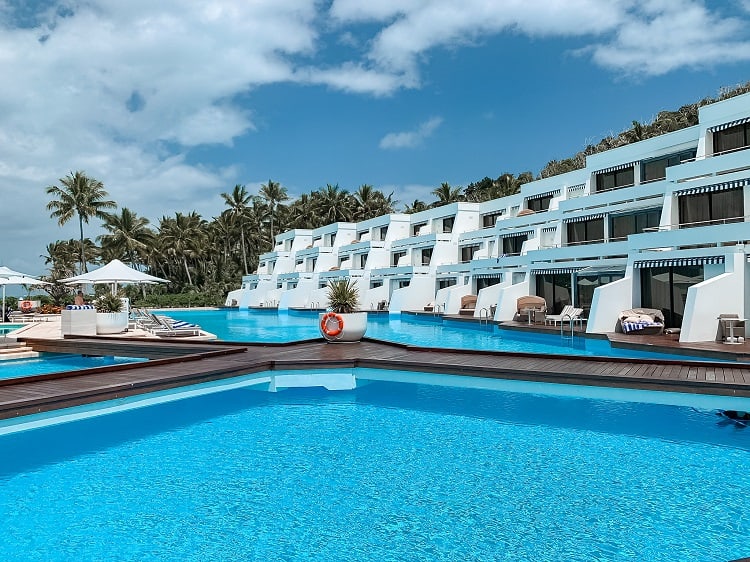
<box><xmin>560</xmin><ymin>313</ymin><xmax>574</xmax><ymax>339</ymax></box>
<box><xmin>479</xmin><ymin>307</ymin><xmax>491</xmax><ymax>326</ymax></box>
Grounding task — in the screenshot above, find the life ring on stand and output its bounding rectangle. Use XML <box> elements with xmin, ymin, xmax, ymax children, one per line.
<box><xmin>320</xmin><ymin>312</ymin><xmax>344</xmax><ymax>337</ymax></box>
<box><xmin>19</xmin><ymin>300</ymin><xmax>33</xmax><ymax>313</ymax></box>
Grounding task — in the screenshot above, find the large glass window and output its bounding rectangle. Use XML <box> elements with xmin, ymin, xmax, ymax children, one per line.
<box><xmin>714</xmin><ymin>122</ymin><xmax>750</xmax><ymax>154</ymax></box>
<box><xmin>566</xmin><ymin>218</ymin><xmax>604</xmax><ymax>246</ymax></box>
<box><xmin>412</xmin><ymin>222</ymin><xmax>427</xmax><ymax>236</ymax></box>
<box><xmin>460</xmin><ymin>244</ymin><xmax>480</xmax><ymax>263</ymax></box>
<box><xmin>595</xmin><ymin>166</ymin><xmax>634</xmax><ymax>192</ymax></box>
<box><xmin>574</xmin><ymin>272</ymin><xmax>624</xmax><ymax>318</ymax></box>
<box><xmin>610</xmin><ymin>209</ymin><xmax>661</xmax><ymax>241</ymax></box>
<box><xmin>442</xmin><ymin>217</ymin><xmax>455</xmax><ymax>233</ymax></box>
<box><xmin>391</xmin><ymin>251</ymin><xmax>406</xmax><ymax>267</ymax></box>
<box><xmin>534</xmin><ymin>273</ymin><xmax>571</xmax><ymax>315</ymax></box>
<box><xmin>640</xmin><ymin>265</ymin><xmax>703</xmax><ymax>327</ymax></box>
<box><xmin>526</xmin><ymin>194</ymin><xmax>552</xmax><ymax>213</ymax></box>
<box><xmin>378</xmin><ymin>226</ymin><xmax>389</xmax><ymax>240</ymax></box>
<box><xmin>421</xmin><ymin>248</ymin><xmax>433</xmax><ymax>266</ymax></box>
<box><xmin>641</xmin><ymin>150</ymin><xmax>696</xmax><ymax>183</ymax></box>
<box><xmin>502</xmin><ymin>234</ymin><xmax>527</xmax><ymax>255</ymax></box>
<box><xmin>437</xmin><ymin>278</ymin><xmax>456</xmax><ymax>290</ymax></box>
<box><xmin>481</xmin><ymin>211</ymin><xmax>504</xmax><ymax>228</ymax></box>
<box><xmin>476</xmin><ymin>276</ymin><xmax>501</xmax><ymax>291</ymax></box>
<box><xmin>678</xmin><ymin>188</ymin><xmax>744</xmax><ymax>228</ymax></box>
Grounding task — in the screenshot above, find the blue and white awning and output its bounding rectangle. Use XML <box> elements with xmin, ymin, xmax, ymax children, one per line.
<box><xmin>525</xmin><ymin>189</ymin><xmax>560</xmax><ymax>201</ymax></box>
<box><xmin>674</xmin><ymin>178</ymin><xmax>748</xmax><ymax>197</ymax></box>
<box><xmin>531</xmin><ymin>266</ymin><xmax>583</xmax><ymax>275</ymax></box>
<box><xmin>541</xmin><ymin>225</ymin><xmax>557</xmax><ymax>232</ymax></box>
<box><xmin>473</xmin><ymin>272</ymin><xmax>503</xmax><ymax>279</ymax></box>
<box><xmin>594</xmin><ymin>162</ymin><xmax>637</xmax><ymax>175</ymax></box>
<box><xmin>563</xmin><ymin>212</ymin><xmax>605</xmax><ymax>223</ymax></box>
<box><xmin>707</xmin><ymin>117</ymin><xmax>750</xmax><ymax>133</ymax></box>
<box><xmin>567</xmin><ymin>183</ymin><xmax>586</xmax><ymax>192</ymax></box>
<box><xmin>634</xmin><ymin>256</ymin><xmax>725</xmax><ymax>268</ymax></box>
<box><xmin>501</xmin><ymin>230</ymin><xmax>532</xmax><ymax>238</ymax></box>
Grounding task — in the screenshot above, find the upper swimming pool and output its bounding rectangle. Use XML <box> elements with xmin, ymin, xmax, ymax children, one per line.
<box><xmin>0</xmin><ymin>354</ymin><xmax>147</xmax><ymax>381</ymax></box>
<box><xmin>160</xmin><ymin>308</ymin><xmax>728</xmax><ymax>362</ymax></box>
<box><xmin>0</xmin><ymin>369</ymin><xmax>748</xmax><ymax>561</ymax></box>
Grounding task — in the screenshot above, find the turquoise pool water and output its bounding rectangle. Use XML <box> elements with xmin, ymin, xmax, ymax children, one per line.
<box><xmin>0</xmin><ymin>354</ymin><xmax>146</xmax><ymax>380</ymax></box>
<box><xmin>0</xmin><ymin>324</ymin><xmax>22</xmax><ymax>335</ymax></box>
<box><xmin>161</xmin><ymin>309</ymin><xmax>724</xmax><ymax>362</ymax></box>
<box><xmin>1</xmin><ymin>374</ymin><xmax>748</xmax><ymax>561</ymax></box>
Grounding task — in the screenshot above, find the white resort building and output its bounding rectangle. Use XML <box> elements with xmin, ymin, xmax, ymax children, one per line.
<box><xmin>227</xmin><ymin>92</ymin><xmax>750</xmax><ymax>343</ymax></box>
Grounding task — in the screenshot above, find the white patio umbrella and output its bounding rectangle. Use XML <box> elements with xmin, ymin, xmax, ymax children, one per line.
<box><xmin>0</xmin><ymin>275</ymin><xmax>49</xmax><ymax>322</ymax></box>
<box><xmin>60</xmin><ymin>259</ymin><xmax>169</xmax><ymax>294</ymax></box>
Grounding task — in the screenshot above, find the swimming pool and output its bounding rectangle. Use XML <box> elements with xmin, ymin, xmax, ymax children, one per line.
<box><xmin>0</xmin><ymin>370</ymin><xmax>748</xmax><ymax>561</ymax></box>
<box><xmin>161</xmin><ymin>308</ymin><xmax>726</xmax><ymax>362</ymax></box>
<box><xmin>0</xmin><ymin>324</ymin><xmax>22</xmax><ymax>335</ymax></box>
<box><xmin>0</xmin><ymin>354</ymin><xmax>147</xmax><ymax>380</ymax></box>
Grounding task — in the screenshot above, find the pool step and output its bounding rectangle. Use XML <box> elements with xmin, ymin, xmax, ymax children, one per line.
<box><xmin>0</xmin><ymin>343</ymin><xmax>39</xmax><ymax>361</ymax></box>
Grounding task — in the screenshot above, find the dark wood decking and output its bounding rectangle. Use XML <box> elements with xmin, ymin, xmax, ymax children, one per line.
<box><xmin>3</xmin><ymin>335</ymin><xmax>750</xmax><ymax>421</ymax></box>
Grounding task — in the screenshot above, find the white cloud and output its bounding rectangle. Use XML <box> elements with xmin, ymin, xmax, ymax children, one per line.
<box><xmin>379</xmin><ymin>117</ymin><xmax>443</xmax><ymax>149</ymax></box>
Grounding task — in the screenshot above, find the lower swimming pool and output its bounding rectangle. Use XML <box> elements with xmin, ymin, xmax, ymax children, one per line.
<box><xmin>161</xmin><ymin>308</ymin><xmax>726</xmax><ymax>362</ymax></box>
<box><xmin>0</xmin><ymin>370</ymin><xmax>748</xmax><ymax>561</ymax></box>
<box><xmin>0</xmin><ymin>354</ymin><xmax>146</xmax><ymax>380</ymax></box>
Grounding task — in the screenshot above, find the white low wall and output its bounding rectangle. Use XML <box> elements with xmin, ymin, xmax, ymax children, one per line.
<box><xmin>278</xmin><ymin>280</ymin><xmax>316</xmax><ymax>310</ymax></box>
<box><xmin>225</xmin><ymin>288</ymin><xmax>243</xmax><ymax>307</ymax></box>
<box><xmin>361</xmin><ymin>285</ymin><xmax>389</xmax><ymax>310</ymax></box>
<box><xmin>587</xmin><ymin>277</ymin><xmax>634</xmax><ymax>334</ymax></box>
<box><xmin>680</xmin><ymin>271</ymin><xmax>744</xmax><ymax>342</ymax></box>
<box><xmin>389</xmin><ymin>276</ymin><xmax>436</xmax><ymax>313</ymax></box>
<box><xmin>238</xmin><ymin>282</ymin><xmax>274</xmax><ymax>307</ymax></box>
<box><xmin>439</xmin><ymin>283</ymin><xmax>473</xmax><ymax>314</ymax></box>
<box><xmin>476</xmin><ymin>283</ymin><xmax>503</xmax><ymax>318</ymax></box>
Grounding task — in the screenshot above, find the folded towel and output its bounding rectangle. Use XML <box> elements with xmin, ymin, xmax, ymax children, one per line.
<box><xmin>65</xmin><ymin>304</ymin><xmax>96</xmax><ymax>310</ymax></box>
<box><xmin>622</xmin><ymin>320</ymin><xmax>662</xmax><ymax>333</ymax></box>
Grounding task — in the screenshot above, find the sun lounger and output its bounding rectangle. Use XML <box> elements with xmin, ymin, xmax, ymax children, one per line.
<box><xmin>545</xmin><ymin>305</ymin><xmax>583</xmax><ymax>327</ymax></box>
<box><xmin>618</xmin><ymin>308</ymin><xmax>664</xmax><ymax>335</ymax></box>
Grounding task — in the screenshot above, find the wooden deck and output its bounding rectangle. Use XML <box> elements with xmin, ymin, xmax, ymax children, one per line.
<box><xmin>3</xmin><ymin>335</ymin><xmax>750</xmax><ymax>422</ymax></box>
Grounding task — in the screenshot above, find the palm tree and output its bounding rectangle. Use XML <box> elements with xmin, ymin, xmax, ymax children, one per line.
<box><xmin>259</xmin><ymin>179</ymin><xmax>289</xmax><ymax>247</ymax></box>
<box><xmin>45</xmin><ymin>171</ymin><xmax>116</xmax><ymax>273</ymax></box>
<box><xmin>404</xmin><ymin>199</ymin><xmax>427</xmax><ymax>214</ymax></box>
<box><xmin>97</xmin><ymin>208</ymin><xmax>154</xmax><ymax>268</ymax></box>
<box><xmin>430</xmin><ymin>182</ymin><xmax>463</xmax><ymax>207</ymax></box>
<box><xmin>221</xmin><ymin>184</ymin><xmax>252</xmax><ymax>275</ymax></box>
<box><xmin>313</xmin><ymin>184</ymin><xmax>353</xmax><ymax>224</ymax></box>
<box><xmin>158</xmin><ymin>212</ymin><xmax>207</xmax><ymax>286</ymax></box>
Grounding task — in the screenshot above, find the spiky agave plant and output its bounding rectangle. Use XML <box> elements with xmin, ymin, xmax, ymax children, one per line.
<box><xmin>95</xmin><ymin>292</ymin><xmax>123</xmax><ymax>313</ymax></box>
<box><xmin>325</xmin><ymin>279</ymin><xmax>359</xmax><ymax>314</ymax></box>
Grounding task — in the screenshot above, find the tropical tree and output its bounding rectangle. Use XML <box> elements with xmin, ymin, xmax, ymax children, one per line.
<box><xmin>312</xmin><ymin>184</ymin><xmax>353</xmax><ymax>223</ymax></box>
<box><xmin>404</xmin><ymin>199</ymin><xmax>427</xmax><ymax>214</ymax></box>
<box><xmin>221</xmin><ymin>184</ymin><xmax>253</xmax><ymax>274</ymax></box>
<box><xmin>158</xmin><ymin>212</ymin><xmax>207</xmax><ymax>286</ymax></box>
<box><xmin>98</xmin><ymin>208</ymin><xmax>154</xmax><ymax>268</ymax></box>
<box><xmin>430</xmin><ymin>182</ymin><xmax>463</xmax><ymax>207</ymax></box>
<box><xmin>45</xmin><ymin>171</ymin><xmax>116</xmax><ymax>273</ymax></box>
<box><xmin>260</xmin><ymin>179</ymin><xmax>289</xmax><ymax>246</ymax></box>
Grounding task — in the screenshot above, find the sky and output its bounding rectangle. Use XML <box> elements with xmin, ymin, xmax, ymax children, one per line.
<box><xmin>2</xmin><ymin>0</ymin><xmax>750</xmax><ymax>276</ymax></box>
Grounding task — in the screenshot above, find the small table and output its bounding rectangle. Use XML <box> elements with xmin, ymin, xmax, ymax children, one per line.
<box><xmin>719</xmin><ymin>317</ymin><xmax>746</xmax><ymax>344</ymax></box>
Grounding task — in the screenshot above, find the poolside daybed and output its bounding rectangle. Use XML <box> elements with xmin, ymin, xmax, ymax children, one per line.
<box><xmin>515</xmin><ymin>296</ymin><xmax>546</xmax><ymax>323</ymax></box>
<box><xmin>618</xmin><ymin>308</ymin><xmax>665</xmax><ymax>335</ymax></box>
<box><xmin>459</xmin><ymin>295</ymin><xmax>477</xmax><ymax>316</ymax></box>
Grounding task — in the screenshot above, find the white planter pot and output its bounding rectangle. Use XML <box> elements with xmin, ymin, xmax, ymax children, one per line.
<box><xmin>96</xmin><ymin>312</ymin><xmax>129</xmax><ymax>335</ymax></box>
<box><xmin>319</xmin><ymin>311</ymin><xmax>367</xmax><ymax>342</ymax></box>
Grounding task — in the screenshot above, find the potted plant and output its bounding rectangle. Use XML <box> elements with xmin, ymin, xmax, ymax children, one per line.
<box><xmin>319</xmin><ymin>279</ymin><xmax>367</xmax><ymax>342</ymax></box>
<box><xmin>95</xmin><ymin>292</ymin><xmax>128</xmax><ymax>334</ymax></box>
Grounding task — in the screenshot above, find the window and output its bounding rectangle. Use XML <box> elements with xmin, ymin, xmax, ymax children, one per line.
<box><xmin>310</xmin><ymin>258</ymin><xmax>317</xmax><ymax>271</ymax></box>
<box><xmin>391</xmin><ymin>251</ymin><xmax>406</xmax><ymax>267</ymax></box>
<box><xmin>566</xmin><ymin>218</ymin><xmax>604</xmax><ymax>246</ymax></box>
<box><xmin>575</xmin><ymin>272</ymin><xmax>624</xmax><ymax>317</ymax></box>
<box><xmin>412</xmin><ymin>222</ymin><xmax>426</xmax><ymax>236</ymax></box>
<box><xmin>595</xmin><ymin>166</ymin><xmax>634</xmax><ymax>192</ymax></box>
<box><xmin>476</xmin><ymin>276</ymin><xmax>501</xmax><ymax>291</ymax></box>
<box><xmin>678</xmin><ymin>188</ymin><xmax>744</xmax><ymax>228</ymax></box>
<box><xmin>358</xmin><ymin>253</ymin><xmax>368</xmax><ymax>268</ymax></box>
<box><xmin>437</xmin><ymin>278</ymin><xmax>456</xmax><ymax>290</ymax></box>
<box><xmin>534</xmin><ymin>273</ymin><xmax>571</xmax><ymax>315</ymax></box>
<box><xmin>641</xmin><ymin>150</ymin><xmax>696</xmax><ymax>183</ymax></box>
<box><xmin>482</xmin><ymin>211</ymin><xmax>504</xmax><ymax>228</ymax></box>
<box><xmin>640</xmin><ymin>265</ymin><xmax>703</xmax><ymax>327</ymax></box>
<box><xmin>502</xmin><ymin>234</ymin><xmax>527</xmax><ymax>255</ymax></box>
<box><xmin>370</xmin><ymin>280</ymin><xmax>383</xmax><ymax>289</ymax></box>
<box><xmin>714</xmin><ymin>122</ymin><xmax>750</xmax><ymax>154</ymax></box>
<box><xmin>610</xmin><ymin>209</ymin><xmax>661</xmax><ymax>241</ymax></box>
<box><xmin>460</xmin><ymin>244</ymin><xmax>480</xmax><ymax>263</ymax></box>
<box><xmin>356</xmin><ymin>230</ymin><xmax>368</xmax><ymax>241</ymax></box>
<box><xmin>442</xmin><ymin>217</ymin><xmax>455</xmax><ymax>233</ymax></box>
<box><xmin>527</xmin><ymin>194</ymin><xmax>552</xmax><ymax>213</ymax></box>
<box><xmin>378</xmin><ymin>225</ymin><xmax>388</xmax><ymax>240</ymax></box>
<box><xmin>421</xmin><ymin>248</ymin><xmax>433</xmax><ymax>266</ymax></box>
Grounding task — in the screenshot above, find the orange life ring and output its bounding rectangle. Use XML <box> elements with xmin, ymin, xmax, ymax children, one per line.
<box><xmin>19</xmin><ymin>300</ymin><xmax>33</xmax><ymax>313</ymax></box>
<box><xmin>320</xmin><ymin>312</ymin><xmax>344</xmax><ymax>337</ymax></box>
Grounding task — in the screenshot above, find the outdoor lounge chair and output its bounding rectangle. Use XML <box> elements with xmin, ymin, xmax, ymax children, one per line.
<box><xmin>618</xmin><ymin>308</ymin><xmax>665</xmax><ymax>335</ymax></box>
<box><xmin>459</xmin><ymin>295</ymin><xmax>478</xmax><ymax>316</ymax></box>
<box><xmin>515</xmin><ymin>295</ymin><xmax>546</xmax><ymax>323</ymax></box>
<box><xmin>717</xmin><ymin>314</ymin><xmax>746</xmax><ymax>343</ymax></box>
<box><xmin>544</xmin><ymin>305</ymin><xmax>583</xmax><ymax>327</ymax></box>
<box><xmin>148</xmin><ymin>314</ymin><xmax>202</xmax><ymax>337</ymax></box>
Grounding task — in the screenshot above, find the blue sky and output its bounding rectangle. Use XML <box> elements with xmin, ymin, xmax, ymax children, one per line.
<box><xmin>2</xmin><ymin>0</ymin><xmax>750</xmax><ymax>274</ymax></box>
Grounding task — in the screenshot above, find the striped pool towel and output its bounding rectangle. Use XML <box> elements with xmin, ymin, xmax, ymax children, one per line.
<box><xmin>622</xmin><ymin>320</ymin><xmax>661</xmax><ymax>333</ymax></box>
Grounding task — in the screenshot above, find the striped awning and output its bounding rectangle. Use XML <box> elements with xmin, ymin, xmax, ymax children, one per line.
<box><xmin>531</xmin><ymin>266</ymin><xmax>583</xmax><ymax>275</ymax></box>
<box><xmin>633</xmin><ymin>256</ymin><xmax>725</xmax><ymax>269</ymax></box>
<box><xmin>567</xmin><ymin>183</ymin><xmax>586</xmax><ymax>192</ymax></box>
<box><xmin>541</xmin><ymin>226</ymin><xmax>557</xmax><ymax>232</ymax></box>
<box><xmin>595</xmin><ymin>162</ymin><xmax>636</xmax><ymax>175</ymax></box>
<box><xmin>525</xmin><ymin>189</ymin><xmax>560</xmax><ymax>201</ymax></box>
<box><xmin>473</xmin><ymin>272</ymin><xmax>503</xmax><ymax>279</ymax></box>
<box><xmin>674</xmin><ymin>178</ymin><xmax>748</xmax><ymax>196</ymax></box>
<box><xmin>707</xmin><ymin>117</ymin><xmax>750</xmax><ymax>133</ymax></box>
<box><xmin>577</xmin><ymin>265</ymin><xmax>626</xmax><ymax>275</ymax></box>
<box><xmin>501</xmin><ymin>230</ymin><xmax>532</xmax><ymax>239</ymax></box>
<box><xmin>563</xmin><ymin>212</ymin><xmax>605</xmax><ymax>223</ymax></box>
